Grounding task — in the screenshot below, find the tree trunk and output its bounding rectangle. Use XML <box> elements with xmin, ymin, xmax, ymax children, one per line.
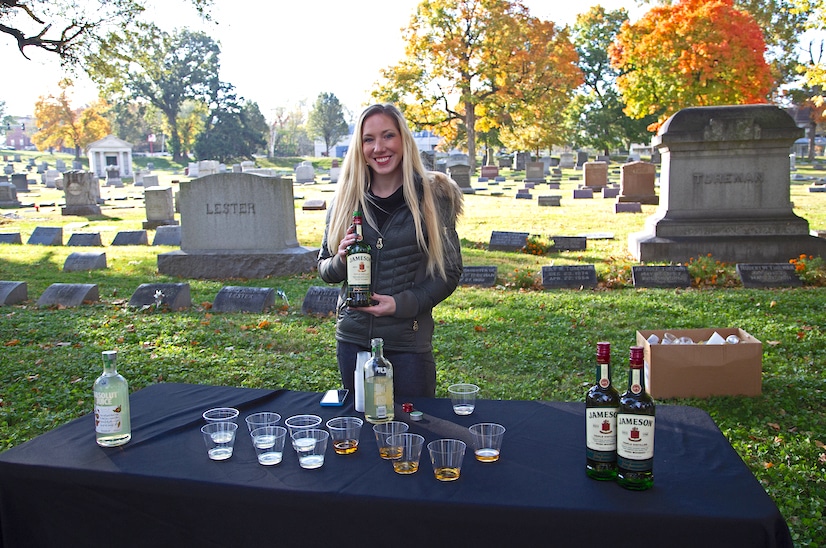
<box><xmin>465</xmin><ymin>99</ymin><xmax>476</xmax><ymax>172</ymax></box>
<box><xmin>808</xmin><ymin>121</ymin><xmax>816</xmax><ymax>163</ymax></box>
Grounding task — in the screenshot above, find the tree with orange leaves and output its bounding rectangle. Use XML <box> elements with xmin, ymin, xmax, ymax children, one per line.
<box><xmin>610</xmin><ymin>0</ymin><xmax>773</xmax><ymax>132</ymax></box>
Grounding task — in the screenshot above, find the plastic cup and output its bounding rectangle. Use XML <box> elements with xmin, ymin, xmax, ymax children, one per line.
<box><xmin>201</xmin><ymin>422</ymin><xmax>238</xmax><ymax>461</ymax></box>
<box><xmin>326</xmin><ymin>417</ymin><xmax>363</xmax><ymax>455</ymax></box>
<box><xmin>202</xmin><ymin>407</ymin><xmax>239</xmax><ymax>424</ymax></box>
<box><xmin>372</xmin><ymin>421</ymin><xmax>409</xmax><ymax>460</ymax></box>
<box><xmin>285</xmin><ymin>414</ymin><xmax>322</xmax><ymax>448</ymax></box>
<box><xmin>448</xmin><ymin>383</ymin><xmax>480</xmax><ymax>416</ymax></box>
<box><xmin>428</xmin><ymin>439</ymin><xmax>466</xmax><ymax>481</ymax></box>
<box><xmin>245</xmin><ymin>412</ymin><xmax>281</xmax><ymax>432</ymax></box>
<box><xmin>291</xmin><ymin>428</ymin><xmax>329</xmax><ymax>469</ymax></box>
<box><xmin>469</xmin><ymin>423</ymin><xmax>506</xmax><ymax>462</ymax></box>
<box><xmin>389</xmin><ymin>433</ymin><xmax>425</xmax><ymax>475</ymax></box>
<box><xmin>250</xmin><ymin>425</ymin><xmax>287</xmax><ymax>465</ymax></box>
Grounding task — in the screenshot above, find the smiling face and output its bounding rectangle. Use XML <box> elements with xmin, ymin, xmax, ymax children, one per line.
<box><xmin>361</xmin><ymin>112</ymin><xmax>404</xmax><ymax>185</ymax></box>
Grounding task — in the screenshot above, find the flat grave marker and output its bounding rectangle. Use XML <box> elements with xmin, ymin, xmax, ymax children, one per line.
<box><xmin>0</xmin><ymin>233</ymin><xmax>22</xmax><ymax>244</ymax></box>
<box><xmin>0</xmin><ymin>281</ymin><xmax>27</xmax><ymax>305</ymax></box>
<box><xmin>541</xmin><ymin>265</ymin><xmax>598</xmax><ymax>289</ymax></box>
<box><xmin>111</xmin><ymin>230</ymin><xmax>149</xmax><ymax>246</ymax></box>
<box><xmin>28</xmin><ymin>226</ymin><xmax>63</xmax><ymax>246</ymax></box>
<box><xmin>63</xmin><ymin>252</ymin><xmax>107</xmax><ymax>272</ymax></box>
<box><xmin>67</xmin><ymin>233</ymin><xmax>102</xmax><ymax>247</ymax></box>
<box><xmin>631</xmin><ymin>266</ymin><xmax>691</xmax><ymax>288</ymax></box>
<box><xmin>128</xmin><ymin>283</ymin><xmax>191</xmax><ymax>310</ymax></box>
<box><xmin>37</xmin><ymin>283</ymin><xmax>99</xmax><ymax>307</ymax></box>
<box><xmin>736</xmin><ymin>263</ymin><xmax>802</xmax><ymax>288</ymax></box>
<box><xmin>550</xmin><ymin>236</ymin><xmax>587</xmax><ymax>252</ymax></box>
<box><xmin>489</xmin><ymin>231</ymin><xmax>529</xmax><ymax>252</ymax></box>
<box><xmin>458</xmin><ymin>266</ymin><xmax>498</xmax><ymax>287</ymax></box>
<box><xmin>301</xmin><ymin>286</ymin><xmax>339</xmax><ymax>316</ymax></box>
<box><xmin>212</xmin><ymin>286</ymin><xmax>276</xmax><ymax>313</ymax></box>
<box><xmin>152</xmin><ymin>225</ymin><xmax>182</xmax><ymax>246</ymax></box>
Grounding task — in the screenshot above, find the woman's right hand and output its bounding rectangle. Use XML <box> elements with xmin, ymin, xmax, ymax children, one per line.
<box><xmin>337</xmin><ymin>224</ymin><xmax>357</xmax><ymax>265</ymax></box>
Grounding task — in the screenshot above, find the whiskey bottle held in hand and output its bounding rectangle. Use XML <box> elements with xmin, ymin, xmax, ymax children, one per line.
<box><xmin>617</xmin><ymin>346</ymin><xmax>655</xmax><ymax>490</ymax></box>
<box><xmin>346</xmin><ymin>209</ymin><xmax>372</xmax><ymax>307</ymax></box>
<box><xmin>585</xmin><ymin>341</ymin><xmax>620</xmax><ymax>480</ymax></box>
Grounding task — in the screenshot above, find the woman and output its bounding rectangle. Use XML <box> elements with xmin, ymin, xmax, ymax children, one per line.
<box><xmin>317</xmin><ymin>103</ymin><xmax>464</xmax><ymax>398</ymax></box>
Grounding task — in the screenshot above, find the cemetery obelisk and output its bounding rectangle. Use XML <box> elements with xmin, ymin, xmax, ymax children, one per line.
<box><xmin>629</xmin><ymin>104</ymin><xmax>826</xmax><ymax>263</ymax></box>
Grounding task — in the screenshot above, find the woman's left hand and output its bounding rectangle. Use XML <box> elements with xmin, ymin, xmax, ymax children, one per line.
<box><xmin>357</xmin><ymin>293</ymin><xmax>396</xmax><ymax>317</ymax></box>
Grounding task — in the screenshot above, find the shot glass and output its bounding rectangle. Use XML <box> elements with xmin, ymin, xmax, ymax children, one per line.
<box><xmin>203</xmin><ymin>407</ymin><xmax>239</xmax><ymax>424</ymax></box>
<box><xmin>389</xmin><ymin>433</ymin><xmax>425</xmax><ymax>475</ymax></box>
<box><xmin>448</xmin><ymin>383</ymin><xmax>480</xmax><ymax>416</ymax></box>
<box><xmin>428</xmin><ymin>438</ymin><xmax>466</xmax><ymax>482</ymax></box>
<box><xmin>326</xmin><ymin>416</ymin><xmax>363</xmax><ymax>455</ymax></box>
<box><xmin>291</xmin><ymin>428</ymin><xmax>329</xmax><ymax>470</ymax></box>
<box><xmin>285</xmin><ymin>414</ymin><xmax>322</xmax><ymax>448</ymax></box>
<box><xmin>469</xmin><ymin>423</ymin><xmax>506</xmax><ymax>463</ymax></box>
<box><xmin>250</xmin><ymin>425</ymin><xmax>287</xmax><ymax>466</ymax></box>
<box><xmin>201</xmin><ymin>422</ymin><xmax>238</xmax><ymax>461</ymax></box>
<box><xmin>245</xmin><ymin>412</ymin><xmax>282</xmax><ymax>432</ymax></box>
<box><xmin>373</xmin><ymin>421</ymin><xmax>409</xmax><ymax>460</ymax></box>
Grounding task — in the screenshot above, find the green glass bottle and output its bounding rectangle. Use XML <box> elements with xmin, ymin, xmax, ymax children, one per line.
<box><xmin>617</xmin><ymin>346</ymin><xmax>655</xmax><ymax>490</ymax></box>
<box><xmin>585</xmin><ymin>341</ymin><xmax>620</xmax><ymax>480</ymax></box>
<box><xmin>363</xmin><ymin>338</ymin><xmax>394</xmax><ymax>424</ymax></box>
<box><xmin>346</xmin><ymin>209</ymin><xmax>372</xmax><ymax>307</ymax></box>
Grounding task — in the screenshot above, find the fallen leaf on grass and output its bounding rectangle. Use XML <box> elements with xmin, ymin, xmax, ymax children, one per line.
<box><xmin>764</xmin><ymin>462</ymin><xmax>774</xmax><ymax>469</ymax></box>
<box><xmin>767</xmin><ymin>341</ymin><xmax>781</xmax><ymax>346</ymax></box>
<box><xmin>4</xmin><ymin>339</ymin><xmax>20</xmax><ymax>347</ymax></box>
<box><xmin>474</xmin><ymin>325</ymin><xmax>487</xmax><ymax>332</ymax></box>
<box><xmin>768</xmin><ymin>422</ymin><xmax>781</xmax><ymax>431</ymax></box>
<box><xmin>815</xmin><ymin>440</ymin><xmax>826</xmax><ymax>450</ymax></box>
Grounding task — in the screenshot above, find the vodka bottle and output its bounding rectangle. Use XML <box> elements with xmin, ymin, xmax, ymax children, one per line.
<box><xmin>346</xmin><ymin>209</ymin><xmax>372</xmax><ymax>307</ymax></box>
<box><xmin>94</xmin><ymin>350</ymin><xmax>132</xmax><ymax>447</ymax></box>
<box><xmin>585</xmin><ymin>341</ymin><xmax>620</xmax><ymax>480</ymax></box>
<box><xmin>363</xmin><ymin>338</ymin><xmax>394</xmax><ymax>424</ymax></box>
<box><xmin>617</xmin><ymin>346</ymin><xmax>655</xmax><ymax>490</ymax></box>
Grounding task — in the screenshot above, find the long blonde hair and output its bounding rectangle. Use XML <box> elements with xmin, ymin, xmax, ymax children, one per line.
<box><xmin>326</xmin><ymin>103</ymin><xmax>455</xmax><ymax>280</ymax></box>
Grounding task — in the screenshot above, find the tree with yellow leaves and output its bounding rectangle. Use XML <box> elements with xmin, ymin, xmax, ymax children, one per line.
<box><xmin>610</xmin><ymin>0</ymin><xmax>773</xmax><ymax>132</ymax></box>
<box><xmin>33</xmin><ymin>79</ymin><xmax>111</xmax><ymax>158</ymax></box>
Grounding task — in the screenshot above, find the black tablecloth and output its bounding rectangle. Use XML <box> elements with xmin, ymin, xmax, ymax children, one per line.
<box><xmin>0</xmin><ymin>383</ymin><xmax>791</xmax><ymax>548</ymax></box>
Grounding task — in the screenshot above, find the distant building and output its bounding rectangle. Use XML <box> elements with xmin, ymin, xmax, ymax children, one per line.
<box><xmin>86</xmin><ymin>135</ymin><xmax>134</xmax><ymax>178</ymax></box>
<box><xmin>3</xmin><ymin>116</ymin><xmax>35</xmax><ymax>150</ymax></box>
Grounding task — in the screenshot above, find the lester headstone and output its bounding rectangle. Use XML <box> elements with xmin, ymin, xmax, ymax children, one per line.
<box><xmin>63</xmin><ymin>252</ymin><xmax>107</xmax><ymax>272</ymax></box>
<box><xmin>157</xmin><ymin>173</ymin><xmax>318</xmax><ymax>279</ymax></box>
<box><xmin>301</xmin><ymin>286</ymin><xmax>340</xmax><ymax>316</ymax></box>
<box><xmin>541</xmin><ymin>265</ymin><xmax>598</xmax><ymax>288</ymax></box>
<box><xmin>37</xmin><ymin>283</ymin><xmax>99</xmax><ymax>307</ymax></box>
<box><xmin>128</xmin><ymin>283</ymin><xmax>191</xmax><ymax>310</ymax></box>
<box><xmin>629</xmin><ymin>104</ymin><xmax>826</xmax><ymax>262</ymax></box>
<box><xmin>0</xmin><ymin>281</ymin><xmax>27</xmax><ymax>305</ymax></box>
<box><xmin>212</xmin><ymin>286</ymin><xmax>276</xmax><ymax>313</ymax></box>
<box><xmin>736</xmin><ymin>263</ymin><xmax>802</xmax><ymax>288</ymax></box>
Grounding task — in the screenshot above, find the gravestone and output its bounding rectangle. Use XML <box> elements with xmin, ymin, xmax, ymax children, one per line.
<box><xmin>515</xmin><ymin>189</ymin><xmax>532</xmax><ymax>199</ymax></box>
<box><xmin>525</xmin><ymin>162</ymin><xmax>546</xmax><ymax>183</ymax></box>
<box><xmin>603</xmin><ymin>187</ymin><xmax>620</xmax><ymax>199</ymax></box>
<box><xmin>28</xmin><ymin>226</ymin><xmax>63</xmax><ymax>245</ymax></box>
<box><xmin>498</xmin><ymin>156</ymin><xmax>513</xmax><ymax>169</ymax></box>
<box><xmin>142</xmin><ymin>174</ymin><xmax>160</xmax><ymax>187</ymax></box>
<box><xmin>329</xmin><ymin>159</ymin><xmax>340</xmax><ymax>183</ymax></box>
<box><xmin>447</xmin><ymin>154</ymin><xmax>469</xmax><ymax>168</ymax></box>
<box><xmin>294</xmin><ymin>161</ymin><xmax>315</xmax><ymax>183</ymax></box>
<box><xmin>448</xmin><ymin>164</ymin><xmax>473</xmax><ymax>194</ymax></box>
<box><xmin>583</xmin><ymin>162</ymin><xmax>608</xmax><ymax>191</ymax></box>
<box><xmin>651</xmin><ymin>148</ymin><xmax>661</xmax><ymax>164</ymax></box>
<box><xmin>152</xmin><ymin>225</ymin><xmax>182</xmax><ymax>246</ymax></box>
<box><xmin>128</xmin><ymin>283</ymin><xmax>191</xmax><ymax>310</ymax></box>
<box><xmin>629</xmin><ymin>104</ymin><xmax>826</xmax><ymax>262</ymax></box>
<box><xmin>550</xmin><ymin>236</ymin><xmax>587</xmax><ymax>251</ymax></box>
<box><xmin>514</xmin><ymin>152</ymin><xmax>529</xmax><ymax>171</ymax></box>
<box><xmin>55</xmin><ymin>159</ymin><xmax>67</xmax><ymax>172</ymax></box>
<box><xmin>596</xmin><ymin>155</ymin><xmax>611</xmax><ymax>164</ymax></box>
<box><xmin>198</xmin><ymin>160</ymin><xmax>220</xmax><ymax>177</ymax></box>
<box><xmin>615</xmin><ymin>202</ymin><xmax>643</xmax><ymax>213</ymax></box>
<box><xmin>111</xmin><ymin>230</ymin><xmax>149</xmax><ymax>246</ymax></box>
<box><xmin>458</xmin><ymin>266</ymin><xmax>498</xmax><ymax>287</ymax></box>
<box><xmin>157</xmin><ymin>173</ymin><xmax>318</xmax><ymax>279</ymax></box>
<box><xmin>538</xmin><ymin>195</ymin><xmax>561</xmax><ymax>207</ymax></box>
<box><xmin>67</xmin><ymin>233</ymin><xmax>103</xmax><ymax>246</ymax></box>
<box><xmin>62</xmin><ymin>171</ymin><xmax>101</xmax><ymax>216</ymax></box>
<box><xmin>212</xmin><ymin>286</ymin><xmax>276</xmax><ymax>313</ymax></box>
<box><xmin>736</xmin><ymin>263</ymin><xmax>802</xmax><ymax>288</ymax></box>
<box><xmin>488</xmin><ymin>231</ymin><xmax>529</xmax><ymax>251</ymax></box>
<box><xmin>541</xmin><ymin>265</ymin><xmax>598</xmax><ymax>289</ymax></box>
<box><xmin>789</xmin><ymin>153</ymin><xmax>795</xmax><ymax>171</ymax></box>
<box><xmin>631</xmin><ymin>266</ymin><xmax>691</xmax><ymax>288</ymax></box>
<box><xmin>187</xmin><ymin>162</ymin><xmax>199</xmax><ymax>177</ymax></box>
<box><xmin>301</xmin><ymin>286</ymin><xmax>339</xmax><ymax>316</ymax></box>
<box><xmin>421</xmin><ymin>151</ymin><xmax>435</xmax><ymax>171</ymax></box>
<box><xmin>576</xmin><ymin>151</ymin><xmax>589</xmax><ymax>169</ymax></box>
<box><xmin>143</xmin><ymin>186</ymin><xmax>178</xmax><ymax>229</ymax></box>
<box><xmin>0</xmin><ymin>182</ymin><xmax>19</xmax><ymax>208</ymax></box>
<box><xmin>106</xmin><ymin>168</ymin><xmax>122</xmax><ymax>188</ymax></box>
<box><xmin>618</xmin><ymin>161</ymin><xmax>658</xmax><ymax>205</ymax></box>
<box><xmin>573</xmin><ymin>188</ymin><xmax>594</xmax><ymax>199</ymax></box>
<box><xmin>539</xmin><ymin>157</ymin><xmax>553</xmax><ymax>175</ymax></box>
<box><xmin>3</xmin><ymin>164</ymin><xmax>13</xmax><ymax>175</ymax></box>
<box><xmin>63</xmin><ymin>251</ymin><xmax>107</xmax><ymax>272</ymax></box>
<box><xmin>10</xmin><ymin>173</ymin><xmax>28</xmax><ymax>193</ymax></box>
<box><xmin>37</xmin><ymin>283</ymin><xmax>99</xmax><ymax>308</ymax></box>
<box><xmin>302</xmin><ymin>199</ymin><xmax>327</xmax><ymax>211</ymax></box>
<box><xmin>0</xmin><ymin>281</ymin><xmax>27</xmax><ymax>305</ymax></box>
<box><xmin>43</xmin><ymin>170</ymin><xmax>61</xmax><ymax>189</ymax></box>
<box><xmin>72</xmin><ymin>160</ymin><xmax>83</xmax><ymax>170</ymax></box>
<box><xmin>480</xmin><ymin>165</ymin><xmax>499</xmax><ymax>179</ymax></box>
<box><xmin>0</xmin><ymin>233</ymin><xmax>22</xmax><ymax>244</ymax></box>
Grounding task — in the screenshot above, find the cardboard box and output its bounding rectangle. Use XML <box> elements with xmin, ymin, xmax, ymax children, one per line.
<box><xmin>635</xmin><ymin>328</ymin><xmax>762</xmax><ymax>399</ymax></box>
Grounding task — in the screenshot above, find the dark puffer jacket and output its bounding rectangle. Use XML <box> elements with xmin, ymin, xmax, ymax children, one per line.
<box><xmin>317</xmin><ymin>172</ymin><xmax>463</xmax><ymax>353</ymax></box>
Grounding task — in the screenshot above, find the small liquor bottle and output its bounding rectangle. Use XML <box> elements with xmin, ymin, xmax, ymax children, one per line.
<box><xmin>93</xmin><ymin>350</ymin><xmax>131</xmax><ymax>447</ymax></box>
<box><xmin>363</xmin><ymin>338</ymin><xmax>394</xmax><ymax>424</ymax></box>
<box><xmin>585</xmin><ymin>341</ymin><xmax>620</xmax><ymax>480</ymax></box>
<box><xmin>346</xmin><ymin>209</ymin><xmax>372</xmax><ymax>307</ymax></box>
<box><xmin>617</xmin><ymin>346</ymin><xmax>655</xmax><ymax>490</ymax></box>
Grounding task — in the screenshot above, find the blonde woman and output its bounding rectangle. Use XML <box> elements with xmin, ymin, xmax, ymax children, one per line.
<box><xmin>317</xmin><ymin>103</ymin><xmax>464</xmax><ymax>398</ymax></box>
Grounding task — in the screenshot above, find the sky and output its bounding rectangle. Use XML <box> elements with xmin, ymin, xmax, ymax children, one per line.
<box><xmin>0</xmin><ymin>0</ymin><xmax>647</xmax><ymax>120</ymax></box>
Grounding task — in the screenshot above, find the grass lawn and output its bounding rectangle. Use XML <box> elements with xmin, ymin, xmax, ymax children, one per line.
<box><xmin>1</xmin><ymin>151</ymin><xmax>825</xmax><ymax>545</ymax></box>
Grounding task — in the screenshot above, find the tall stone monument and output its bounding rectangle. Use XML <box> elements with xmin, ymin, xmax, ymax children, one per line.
<box><xmin>62</xmin><ymin>171</ymin><xmax>101</xmax><ymax>216</ymax></box>
<box><xmin>629</xmin><ymin>104</ymin><xmax>826</xmax><ymax>262</ymax></box>
<box><xmin>157</xmin><ymin>173</ymin><xmax>317</xmax><ymax>279</ymax></box>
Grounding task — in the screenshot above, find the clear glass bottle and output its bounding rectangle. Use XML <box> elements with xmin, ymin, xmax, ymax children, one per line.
<box><xmin>617</xmin><ymin>346</ymin><xmax>655</xmax><ymax>490</ymax></box>
<box><xmin>94</xmin><ymin>350</ymin><xmax>131</xmax><ymax>447</ymax></box>
<box><xmin>346</xmin><ymin>209</ymin><xmax>372</xmax><ymax>307</ymax></box>
<box><xmin>363</xmin><ymin>338</ymin><xmax>394</xmax><ymax>424</ymax></box>
<box><xmin>585</xmin><ymin>341</ymin><xmax>620</xmax><ymax>480</ymax></box>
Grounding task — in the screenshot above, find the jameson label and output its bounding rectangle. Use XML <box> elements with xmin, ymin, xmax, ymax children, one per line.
<box><xmin>347</xmin><ymin>253</ymin><xmax>371</xmax><ymax>288</ymax></box>
<box><xmin>586</xmin><ymin>408</ymin><xmax>618</xmax><ymax>454</ymax></box>
<box><xmin>617</xmin><ymin>414</ymin><xmax>655</xmax><ymax>467</ymax></box>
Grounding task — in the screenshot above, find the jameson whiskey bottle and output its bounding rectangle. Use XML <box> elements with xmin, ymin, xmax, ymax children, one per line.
<box><xmin>94</xmin><ymin>350</ymin><xmax>131</xmax><ymax>447</ymax></box>
<box><xmin>346</xmin><ymin>209</ymin><xmax>372</xmax><ymax>307</ymax></box>
<box><xmin>617</xmin><ymin>346</ymin><xmax>655</xmax><ymax>490</ymax></box>
<box><xmin>585</xmin><ymin>341</ymin><xmax>620</xmax><ymax>480</ymax></box>
<box><xmin>363</xmin><ymin>338</ymin><xmax>394</xmax><ymax>424</ymax></box>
